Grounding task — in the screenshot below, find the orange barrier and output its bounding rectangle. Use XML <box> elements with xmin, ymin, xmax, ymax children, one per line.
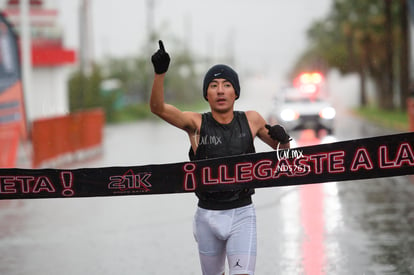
<box><xmin>32</xmin><ymin>109</ymin><xmax>105</xmax><ymax>168</ymax></box>
<box><xmin>77</xmin><ymin>109</ymin><xmax>104</xmax><ymax>149</ymax></box>
<box><xmin>0</xmin><ymin>124</ymin><xmax>20</xmax><ymax>168</ymax></box>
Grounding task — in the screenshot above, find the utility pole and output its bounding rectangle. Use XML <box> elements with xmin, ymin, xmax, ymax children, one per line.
<box><xmin>145</xmin><ymin>0</ymin><xmax>155</xmax><ymax>100</ymax></box>
<box><xmin>20</xmin><ymin>0</ymin><xmax>32</xmax><ymax>125</ymax></box>
<box><xmin>400</xmin><ymin>0</ymin><xmax>410</xmax><ymax>111</ymax></box>
<box><xmin>147</xmin><ymin>0</ymin><xmax>155</xmax><ymax>45</ymax></box>
<box><xmin>79</xmin><ymin>0</ymin><xmax>93</xmax><ymax>109</ymax></box>
<box><xmin>384</xmin><ymin>0</ymin><xmax>394</xmax><ymax>110</ymax></box>
<box><xmin>79</xmin><ymin>0</ymin><xmax>93</xmax><ymax>75</ymax></box>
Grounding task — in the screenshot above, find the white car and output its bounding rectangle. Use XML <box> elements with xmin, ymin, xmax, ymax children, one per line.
<box><xmin>268</xmin><ymin>87</ymin><xmax>335</xmax><ymax>136</ymax></box>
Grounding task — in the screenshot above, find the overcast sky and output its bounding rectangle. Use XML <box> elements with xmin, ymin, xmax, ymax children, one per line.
<box><xmin>57</xmin><ymin>0</ymin><xmax>331</xmax><ymax>79</ymax></box>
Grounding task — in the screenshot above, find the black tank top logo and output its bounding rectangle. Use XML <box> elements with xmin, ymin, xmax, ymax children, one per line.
<box><xmin>198</xmin><ymin>134</ymin><xmax>222</xmax><ymax>146</ymax></box>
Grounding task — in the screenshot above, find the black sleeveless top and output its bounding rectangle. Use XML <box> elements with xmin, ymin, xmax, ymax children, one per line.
<box><xmin>189</xmin><ymin>111</ymin><xmax>256</xmax><ymax>210</ymax></box>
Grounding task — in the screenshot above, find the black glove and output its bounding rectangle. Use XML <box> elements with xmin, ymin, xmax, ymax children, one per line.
<box><xmin>151</xmin><ymin>40</ymin><xmax>170</xmax><ymax>74</ymax></box>
<box><xmin>265</xmin><ymin>124</ymin><xmax>291</xmax><ymax>144</ymax></box>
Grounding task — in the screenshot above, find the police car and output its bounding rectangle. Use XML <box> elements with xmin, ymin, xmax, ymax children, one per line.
<box><xmin>268</xmin><ymin>72</ymin><xmax>336</xmax><ymax>136</ymax></box>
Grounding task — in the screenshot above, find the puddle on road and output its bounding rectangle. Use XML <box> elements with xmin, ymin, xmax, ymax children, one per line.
<box><xmin>338</xmin><ymin>176</ymin><xmax>414</xmax><ymax>274</ymax></box>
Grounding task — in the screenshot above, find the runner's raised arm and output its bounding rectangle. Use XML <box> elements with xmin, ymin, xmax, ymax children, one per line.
<box><xmin>150</xmin><ymin>40</ymin><xmax>200</xmax><ymax>132</ymax></box>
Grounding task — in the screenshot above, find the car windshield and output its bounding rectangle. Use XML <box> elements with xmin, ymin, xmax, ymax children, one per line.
<box><xmin>282</xmin><ymin>88</ymin><xmax>324</xmax><ymax>103</ymax></box>
<box><xmin>285</xmin><ymin>97</ymin><xmax>322</xmax><ymax>103</ymax></box>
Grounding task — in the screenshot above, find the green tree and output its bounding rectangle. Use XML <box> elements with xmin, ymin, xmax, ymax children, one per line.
<box><xmin>69</xmin><ymin>64</ymin><xmax>103</xmax><ymax>112</ymax></box>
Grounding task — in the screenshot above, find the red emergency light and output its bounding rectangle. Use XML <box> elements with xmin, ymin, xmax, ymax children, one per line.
<box><xmin>295</xmin><ymin>72</ymin><xmax>323</xmax><ymax>94</ymax></box>
<box><xmin>299</xmin><ymin>72</ymin><xmax>323</xmax><ymax>85</ymax></box>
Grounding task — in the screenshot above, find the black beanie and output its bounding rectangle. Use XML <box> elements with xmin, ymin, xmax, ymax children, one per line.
<box><xmin>203</xmin><ymin>64</ymin><xmax>240</xmax><ymax>100</ymax></box>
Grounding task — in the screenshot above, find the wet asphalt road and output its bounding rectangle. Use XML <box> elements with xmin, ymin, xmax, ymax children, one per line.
<box><xmin>1</xmin><ymin>102</ymin><xmax>414</xmax><ymax>274</ymax></box>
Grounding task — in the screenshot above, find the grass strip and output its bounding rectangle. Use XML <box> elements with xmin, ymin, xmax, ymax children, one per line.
<box><xmin>353</xmin><ymin>106</ymin><xmax>409</xmax><ymax>131</ymax></box>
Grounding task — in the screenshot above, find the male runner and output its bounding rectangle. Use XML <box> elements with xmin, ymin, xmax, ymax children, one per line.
<box><xmin>150</xmin><ymin>40</ymin><xmax>290</xmax><ymax>275</ymax></box>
